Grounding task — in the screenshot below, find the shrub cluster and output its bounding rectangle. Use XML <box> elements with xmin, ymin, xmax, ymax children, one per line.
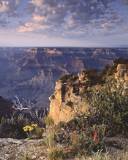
<box><xmin>0</xmin><ymin>109</ymin><xmax>47</xmax><ymax>139</ymax></box>
<box><xmin>54</xmin><ymin>116</ymin><xmax>106</xmax><ymax>157</ymax></box>
<box><xmin>85</xmin><ymin>80</ymin><xmax>128</xmax><ymax>136</ymax></box>
<box><xmin>50</xmin><ymin>78</ymin><xmax>128</xmax><ymax>158</ymax></box>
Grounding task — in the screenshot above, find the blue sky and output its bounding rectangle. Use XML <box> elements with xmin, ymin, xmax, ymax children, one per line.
<box><xmin>0</xmin><ymin>0</ymin><xmax>128</xmax><ymax>47</ymax></box>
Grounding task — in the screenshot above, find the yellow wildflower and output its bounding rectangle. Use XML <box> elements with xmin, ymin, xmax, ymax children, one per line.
<box><xmin>28</xmin><ymin>126</ymin><xmax>34</xmax><ymax>132</ymax></box>
<box><xmin>23</xmin><ymin>126</ymin><xmax>28</xmax><ymax>132</ymax></box>
<box><xmin>31</xmin><ymin>124</ymin><xmax>38</xmax><ymax>128</ymax></box>
<box><xmin>23</xmin><ymin>125</ymin><xmax>34</xmax><ymax>132</ymax></box>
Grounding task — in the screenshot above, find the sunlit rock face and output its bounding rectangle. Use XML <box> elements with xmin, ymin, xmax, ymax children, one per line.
<box><xmin>49</xmin><ymin>61</ymin><xmax>128</xmax><ymax>124</ymax></box>
<box><xmin>49</xmin><ymin>72</ymin><xmax>97</xmax><ymax>124</ymax></box>
<box><xmin>115</xmin><ymin>64</ymin><xmax>128</xmax><ymax>81</ymax></box>
<box><xmin>115</xmin><ymin>63</ymin><xmax>128</xmax><ymax>95</ymax></box>
<box><xmin>0</xmin><ymin>48</ymin><xmax>128</xmax><ymax>108</ymax></box>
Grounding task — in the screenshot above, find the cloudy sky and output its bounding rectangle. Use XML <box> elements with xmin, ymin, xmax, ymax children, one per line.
<box><xmin>0</xmin><ymin>0</ymin><xmax>128</xmax><ymax>47</ymax></box>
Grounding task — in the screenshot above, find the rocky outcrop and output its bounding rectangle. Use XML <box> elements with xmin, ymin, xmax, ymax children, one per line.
<box><xmin>115</xmin><ymin>63</ymin><xmax>128</xmax><ymax>95</ymax></box>
<box><xmin>49</xmin><ymin>70</ymin><xmax>99</xmax><ymax>124</ymax></box>
<box><xmin>115</xmin><ymin>64</ymin><xmax>128</xmax><ymax>81</ymax></box>
<box><xmin>49</xmin><ymin>61</ymin><xmax>128</xmax><ymax>124</ymax></box>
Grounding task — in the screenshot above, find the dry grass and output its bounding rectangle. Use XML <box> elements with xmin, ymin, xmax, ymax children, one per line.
<box><xmin>75</xmin><ymin>151</ymin><xmax>128</xmax><ymax>160</ymax></box>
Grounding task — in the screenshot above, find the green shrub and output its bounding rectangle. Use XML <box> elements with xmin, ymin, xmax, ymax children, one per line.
<box><xmin>85</xmin><ymin>81</ymin><xmax>128</xmax><ymax>136</ymax></box>
<box><xmin>0</xmin><ymin>116</ymin><xmax>28</xmax><ymax>138</ymax></box>
<box><xmin>70</xmin><ymin>124</ymin><xmax>106</xmax><ymax>155</ymax></box>
<box><xmin>45</xmin><ymin>129</ymin><xmax>56</xmax><ymax>149</ymax></box>
<box><xmin>54</xmin><ymin>116</ymin><xmax>106</xmax><ymax>157</ymax></box>
<box><xmin>0</xmin><ymin>109</ymin><xmax>47</xmax><ymax>139</ymax></box>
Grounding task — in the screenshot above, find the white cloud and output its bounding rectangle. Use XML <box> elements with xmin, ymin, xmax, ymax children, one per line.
<box><xmin>18</xmin><ymin>21</ymin><xmax>49</xmax><ymax>32</ymax></box>
<box><xmin>17</xmin><ymin>12</ymin><xmax>48</xmax><ymax>33</ymax></box>
<box><xmin>0</xmin><ymin>0</ymin><xmax>128</xmax><ymax>46</ymax></box>
<box><xmin>0</xmin><ymin>1</ymin><xmax>9</xmax><ymax>12</ymax></box>
<box><xmin>30</xmin><ymin>0</ymin><xmax>44</xmax><ymax>7</ymax></box>
<box><xmin>33</xmin><ymin>14</ymin><xmax>46</xmax><ymax>22</ymax></box>
<box><xmin>0</xmin><ymin>0</ymin><xmax>21</xmax><ymax>14</ymax></box>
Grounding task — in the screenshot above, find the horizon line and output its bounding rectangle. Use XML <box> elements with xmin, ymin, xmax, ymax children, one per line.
<box><xmin>0</xmin><ymin>46</ymin><xmax>128</xmax><ymax>49</ymax></box>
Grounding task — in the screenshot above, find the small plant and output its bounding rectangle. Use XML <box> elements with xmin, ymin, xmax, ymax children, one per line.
<box><xmin>45</xmin><ymin>129</ymin><xmax>56</xmax><ymax>149</ymax></box>
<box><xmin>23</xmin><ymin>124</ymin><xmax>43</xmax><ymax>139</ymax></box>
<box><xmin>21</xmin><ymin>153</ymin><xmax>32</xmax><ymax>160</ymax></box>
<box><xmin>44</xmin><ymin>116</ymin><xmax>54</xmax><ymax>127</ymax></box>
<box><xmin>44</xmin><ymin>116</ymin><xmax>66</xmax><ymax>160</ymax></box>
<box><xmin>48</xmin><ymin>147</ymin><xmax>64</xmax><ymax>160</ymax></box>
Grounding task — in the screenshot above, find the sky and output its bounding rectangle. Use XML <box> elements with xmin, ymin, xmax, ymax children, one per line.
<box><xmin>0</xmin><ymin>0</ymin><xmax>128</xmax><ymax>47</ymax></box>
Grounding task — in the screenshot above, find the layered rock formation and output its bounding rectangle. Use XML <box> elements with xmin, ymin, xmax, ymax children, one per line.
<box><xmin>0</xmin><ymin>48</ymin><xmax>128</xmax><ymax>108</ymax></box>
<box><xmin>49</xmin><ymin>61</ymin><xmax>128</xmax><ymax>124</ymax></box>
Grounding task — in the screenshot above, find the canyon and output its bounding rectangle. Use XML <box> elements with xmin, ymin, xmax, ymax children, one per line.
<box><xmin>0</xmin><ymin>47</ymin><xmax>128</xmax><ymax>108</ymax></box>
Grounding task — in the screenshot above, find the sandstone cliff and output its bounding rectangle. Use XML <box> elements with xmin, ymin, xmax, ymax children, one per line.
<box><xmin>115</xmin><ymin>63</ymin><xmax>128</xmax><ymax>95</ymax></box>
<box><xmin>49</xmin><ymin>69</ymin><xmax>101</xmax><ymax>124</ymax></box>
<box><xmin>49</xmin><ymin>61</ymin><xmax>128</xmax><ymax>124</ymax></box>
